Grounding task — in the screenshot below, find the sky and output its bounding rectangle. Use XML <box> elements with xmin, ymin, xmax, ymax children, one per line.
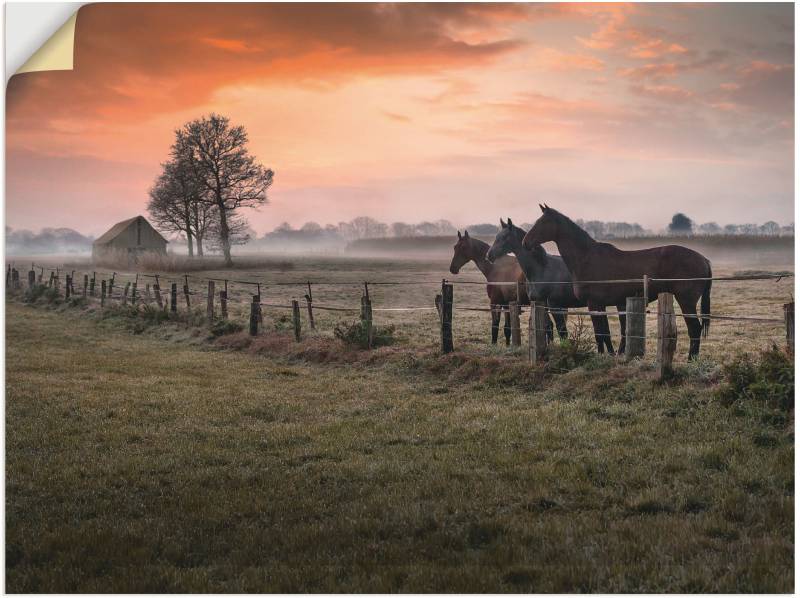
<box><xmin>5</xmin><ymin>2</ymin><xmax>795</xmax><ymax>237</ymax></box>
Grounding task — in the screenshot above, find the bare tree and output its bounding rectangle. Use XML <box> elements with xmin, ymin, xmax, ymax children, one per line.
<box><xmin>147</xmin><ymin>159</ymin><xmax>199</xmax><ymax>256</ymax></box>
<box><xmin>178</xmin><ymin>114</ymin><xmax>274</xmax><ymax>266</ymax></box>
<box><xmin>208</xmin><ymin>213</ymin><xmax>252</xmax><ymax>253</ymax></box>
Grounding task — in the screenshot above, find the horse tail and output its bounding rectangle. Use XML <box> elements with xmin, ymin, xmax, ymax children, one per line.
<box><xmin>701</xmin><ymin>263</ymin><xmax>712</xmax><ymax>338</ymax></box>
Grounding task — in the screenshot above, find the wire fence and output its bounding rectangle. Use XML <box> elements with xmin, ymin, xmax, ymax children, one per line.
<box><xmin>6</xmin><ymin>263</ymin><xmax>794</xmax><ymax>367</ymax></box>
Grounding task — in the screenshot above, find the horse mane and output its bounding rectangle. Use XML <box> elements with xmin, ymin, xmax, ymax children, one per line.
<box><xmin>510</xmin><ymin>222</ymin><xmax>547</xmax><ymax>265</ymax></box>
<box><xmin>467</xmin><ymin>236</ymin><xmax>490</xmax><ymax>256</ymax></box>
<box><xmin>548</xmin><ymin>208</ymin><xmax>596</xmax><ymax>246</ymax></box>
<box><xmin>530</xmin><ymin>242</ymin><xmax>548</xmax><ymax>265</ymax></box>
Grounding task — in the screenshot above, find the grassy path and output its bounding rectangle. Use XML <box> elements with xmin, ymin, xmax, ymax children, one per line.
<box><xmin>5</xmin><ymin>303</ymin><xmax>793</xmax><ymax>592</ymax></box>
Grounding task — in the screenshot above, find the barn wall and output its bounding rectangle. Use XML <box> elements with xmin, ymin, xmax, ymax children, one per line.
<box><xmin>92</xmin><ymin>218</ymin><xmax>167</xmax><ymax>258</ymax></box>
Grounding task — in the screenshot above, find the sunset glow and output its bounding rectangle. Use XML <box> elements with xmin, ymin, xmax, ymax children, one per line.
<box><xmin>6</xmin><ymin>2</ymin><xmax>794</xmax><ymax>236</ymax></box>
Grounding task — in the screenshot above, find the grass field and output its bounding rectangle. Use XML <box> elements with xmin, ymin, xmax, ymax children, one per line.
<box><xmin>5</xmin><ymin>250</ymin><xmax>795</xmax><ymax>592</ymax></box>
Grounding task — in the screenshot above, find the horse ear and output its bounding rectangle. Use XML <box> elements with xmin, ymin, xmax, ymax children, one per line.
<box><xmin>508</xmin><ymin>217</ymin><xmax>513</xmax><ymax>227</ymax></box>
<box><xmin>500</xmin><ymin>218</ymin><xmax>506</xmax><ymax>229</ymax></box>
<box><xmin>457</xmin><ymin>230</ymin><xmax>462</xmax><ymax>239</ymax></box>
<box><xmin>539</xmin><ymin>204</ymin><xmax>545</xmax><ymax>212</ymax></box>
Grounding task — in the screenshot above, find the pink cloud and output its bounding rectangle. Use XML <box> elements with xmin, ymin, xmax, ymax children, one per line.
<box><xmin>630</xmin><ymin>84</ymin><xmax>694</xmax><ymax>103</ymax></box>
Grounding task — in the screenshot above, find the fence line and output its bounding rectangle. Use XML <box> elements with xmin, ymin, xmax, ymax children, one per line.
<box><xmin>11</xmin><ymin>264</ymin><xmax>792</xmax><ymax>373</ymax></box>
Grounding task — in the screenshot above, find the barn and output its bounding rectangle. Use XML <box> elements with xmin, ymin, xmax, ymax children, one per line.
<box><xmin>92</xmin><ymin>215</ymin><xmax>168</xmax><ymax>261</ymax></box>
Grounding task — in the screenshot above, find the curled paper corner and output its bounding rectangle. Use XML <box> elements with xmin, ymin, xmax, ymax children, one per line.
<box><xmin>16</xmin><ymin>11</ymin><xmax>78</xmax><ymax>75</ymax></box>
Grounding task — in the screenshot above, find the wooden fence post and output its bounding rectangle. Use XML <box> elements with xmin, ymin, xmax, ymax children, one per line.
<box><xmin>220</xmin><ymin>283</ymin><xmax>228</xmax><ymax>320</ymax></box>
<box><xmin>28</xmin><ymin>269</ymin><xmax>36</xmax><ymax>289</ymax></box>
<box><xmin>441</xmin><ymin>280</ymin><xmax>453</xmax><ymax>354</ymax></box>
<box><xmin>153</xmin><ymin>276</ymin><xmax>163</xmax><ymax>309</ymax></box>
<box><xmin>509</xmin><ymin>301</ymin><xmax>521</xmax><ymax>347</ymax></box>
<box><xmin>361</xmin><ymin>293</ymin><xmax>374</xmax><ymax>349</ymax></box>
<box><xmin>657</xmin><ymin>292</ymin><xmax>677</xmax><ymax>380</ymax></box>
<box><xmin>83</xmin><ymin>274</ymin><xmax>89</xmax><ymax>297</ymax></box>
<box><xmin>37</xmin><ymin>268</ymin><xmax>43</xmax><ymax>284</ymax></box>
<box><xmin>100</xmin><ymin>280</ymin><xmax>106</xmax><ymax>306</ymax></box>
<box><xmin>784</xmin><ymin>302</ymin><xmax>794</xmax><ymax>353</ymax></box>
<box><xmin>207</xmin><ymin>280</ymin><xmax>215</xmax><ymax>320</ymax></box>
<box><xmin>123</xmin><ymin>282</ymin><xmax>130</xmax><ymax>305</ymax></box>
<box><xmin>5</xmin><ymin>265</ymin><xmax>10</xmax><ymax>288</ymax></box>
<box><xmin>256</xmin><ymin>283</ymin><xmax>263</xmax><ymax>324</ymax></box>
<box><xmin>183</xmin><ymin>276</ymin><xmax>191</xmax><ymax>310</ymax></box>
<box><xmin>624</xmin><ymin>296</ymin><xmax>646</xmax><ymax>361</ymax></box>
<box><xmin>65</xmin><ymin>275</ymin><xmax>71</xmax><ymax>299</ymax></box>
<box><xmin>131</xmin><ymin>275</ymin><xmax>138</xmax><ymax>304</ymax></box>
<box><xmin>530</xmin><ymin>301</ymin><xmax>548</xmax><ymax>363</ymax></box>
<box><xmin>170</xmin><ymin>283</ymin><xmax>177</xmax><ymax>313</ymax></box>
<box><xmin>305</xmin><ymin>282</ymin><xmax>315</xmax><ymax>330</ymax></box>
<box><xmin>145</xmin><ymin>284</ymin><xmax>151</xmax><ymax>302</ymax></box>
<box><xmin>292</xmin><ymin>299</ymin><xmax>301</xmax><ymax>341</ymax></box>
<box><xmin>90</xmin><ymin>272</ymin><xmax>96</xmax><ymax>296</ymax></box>
<box><xmin>249</xmin><ymin>295</ymin><xmax>259</xmax><ymax>336</ymax></box>
<box><xmin>109</xmin><ymin>273</ymin><xmax>115</xmax><ymax>296</ymax></box>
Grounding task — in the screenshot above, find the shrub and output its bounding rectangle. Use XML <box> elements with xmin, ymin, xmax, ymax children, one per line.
<box><xmin>24</xmin><ymin>285</ymin><xmax>59</xmax><ymax>305</ymax></box>
<box><xmin>716</xmin><ymin>345</ymin><xmax>793</xmax><ymax>412</ymax></box>
<box><xmin>334</xmin><ymin>320</ymin><xmax>396</xmax><ymax>349</ymax></box>
<box><xmin>546</xmin><ymin>316</ymin><xmax>598</xmax><ymax>372</ymax></box>
<box><xmin>210</xmin><ymin>320</ymin><xmax>244</xmax><ymax>337</ymax></box>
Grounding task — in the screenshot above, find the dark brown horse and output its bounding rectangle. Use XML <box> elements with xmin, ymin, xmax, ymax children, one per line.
<box><xmin>522</xmin><ymin>205</ymin><xmax>712</xmax><ymax>359</ymax></box>
<box><xmin>450</xmin><ymin>230</ymin><xmax>529</xmax><ymax>344</ymax></box>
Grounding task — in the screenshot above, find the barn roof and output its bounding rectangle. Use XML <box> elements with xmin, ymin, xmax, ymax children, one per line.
<box><xmin>93</xmin><ymin>215</ymin><xmax>168</xmax><ymax>246</ymax></box>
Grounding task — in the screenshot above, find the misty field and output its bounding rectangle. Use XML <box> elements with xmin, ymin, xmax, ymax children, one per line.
<box><xmin>5</xmin><ymin>245</ymin><xmax>794</xmax><ymax>592</ymax></box>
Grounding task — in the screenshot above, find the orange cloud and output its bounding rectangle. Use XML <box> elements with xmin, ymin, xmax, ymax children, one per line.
<box><xmin>7</xmin><ymin>3</ymin><xmax>528</xmax><ymax>131</ymax></box>
<box><xmin>201</xmin><ymin>37</ymin><xmax>263</xmax><ymax>53</ymax></box>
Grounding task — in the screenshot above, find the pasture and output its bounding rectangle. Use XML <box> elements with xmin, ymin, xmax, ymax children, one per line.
<box><xmin>5</xmin><ymin>243</ymin><xmax>795</xmax><ymax>592</ymax></box>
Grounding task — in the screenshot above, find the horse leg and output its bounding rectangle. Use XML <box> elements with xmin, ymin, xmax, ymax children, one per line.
<box><xmin>545</xmin><ymin>313</ymin><xmax>554</xmax><ymax>343</ymax></box>
<box><xmin>601</xmin><ymin>311</ymin><xmax>615</xmax><ymax>354</ymax></box>
<box><xmin>491</xmin><ymin>308</ymin><xmax>500</xmax><ymax>345</ymax></box>
<box><xmin>504</xmin><ymin>309</ymin><xmax>511</xmax><ymax>345</ymax></box>
<box><xmin>677</xmin><ymin>295</ymin><xmax>702</xmax><ymax>360</ymax></box>
<box><xmin>588</xmin><ymin>303</ymin><xmax>608</xmax><ymax>354</ymax></box>
<box><xmin>617</xmin><ymin>302</ymin><xmax>627</xmax><ymax>355</ymax></box>
<box><xmin>590</xmin><ymin>304</ymin><xmax>615</xmax><ymax>354</ymax></box>
<box><xmin>552</xmin><ymin>309</ymin><xmax>568</xmax><ymax>340</ymax></box>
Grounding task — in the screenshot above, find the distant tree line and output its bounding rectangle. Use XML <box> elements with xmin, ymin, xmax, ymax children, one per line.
<box><xmin>249</xmin><ymin>217</ymin><xmax>460</xmax><ymax>250</ymax></box>
<box><xmin>147</xmin><ymin>113</ymin><xmax>273</xmax><ymax>266</ymax></box>
<box><xmin>243</xmin><ymin>214</ymin><xmax>795</xmax><ymax>250</ymax></box>
<box><xmin>6</xmin><ymin>227</ymin><xmax>93</xmax><ymax>254</ymax></box>
<box><xmin>667</xmin><ymin>213</ymin><xmax>794</xmax><ymax>237</ymax></box>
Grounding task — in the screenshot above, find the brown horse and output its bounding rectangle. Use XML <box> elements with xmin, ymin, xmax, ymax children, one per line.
<box><xmin>522</xmin><ymin>205</ymin><xmax>712</xmax><ymax>359</ymax></box>
<box><xmin>450</xmin><ymin>230</ymin><xmax>529</xmax><ymax>344</ymax></box>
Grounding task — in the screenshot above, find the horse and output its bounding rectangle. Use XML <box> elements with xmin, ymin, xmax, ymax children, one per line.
<box><xmin>522</xmin><ymin>205</ymin><xmax>712</xmax><ymax>360</ymax></box>
<box><xmin>450</xmin><ymin>230</ymin><xmax>530</xmax><ymax>345</ymax></box>
<box><xmin>486</xmin><ymin>218</ymin><xmax>614</xmax><ymax>352</ymax></box>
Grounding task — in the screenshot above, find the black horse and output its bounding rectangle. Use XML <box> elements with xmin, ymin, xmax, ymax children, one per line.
<box><xmin>486</xmin><ymin>218</ymin><xmax>614</xmax><ymax>352</ymax></box>
<box><xmin>522</xmin><ymin>205</ymin><xmax>712</xmax><ymax>359</ymax></box>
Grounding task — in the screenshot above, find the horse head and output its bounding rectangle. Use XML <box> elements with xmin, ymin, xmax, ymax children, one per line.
<box><xmin>522</xmin><ymin>204</ymin><xmax>560</xmax><ymax>250</ymax></box>
<box><xmin>486</xmin><ymin>218</ymin><xmax>516</xmax><ymax>263</ymax></box>
<box><xmin>449</xmin><ymin>230</ymin><xmax>473</xmax><ymax>274</ymax></box>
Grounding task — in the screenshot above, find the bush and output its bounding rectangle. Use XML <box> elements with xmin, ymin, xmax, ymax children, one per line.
<box><xmin>334</xmin><ymin>320</ymin><xmax>396</xmax><ymax>349</ymax></box>
<box><xmin>210</xmin><ymin>320</ymin><xmax>244</xmax><ymax>337</ymax></box>
<box><xmin>716</xmin><ymin>345</ymin><xmax>793</xmax><ymax>412</ymax></box>
<box><xmin>546</xmin><ymin>316</ymin><xmax>598</xmax><ymax>372</ymax></box>
<box><xmin>24</xmin><ymin>285</ymin><xmax>59</xmax><ymax>305</ymax></box>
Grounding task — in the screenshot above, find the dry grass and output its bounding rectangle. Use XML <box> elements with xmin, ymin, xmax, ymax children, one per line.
<box><xmin>5</xmin><ymin>249</ymin><xmax>794</xmax><ymax>592</ymax></box>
